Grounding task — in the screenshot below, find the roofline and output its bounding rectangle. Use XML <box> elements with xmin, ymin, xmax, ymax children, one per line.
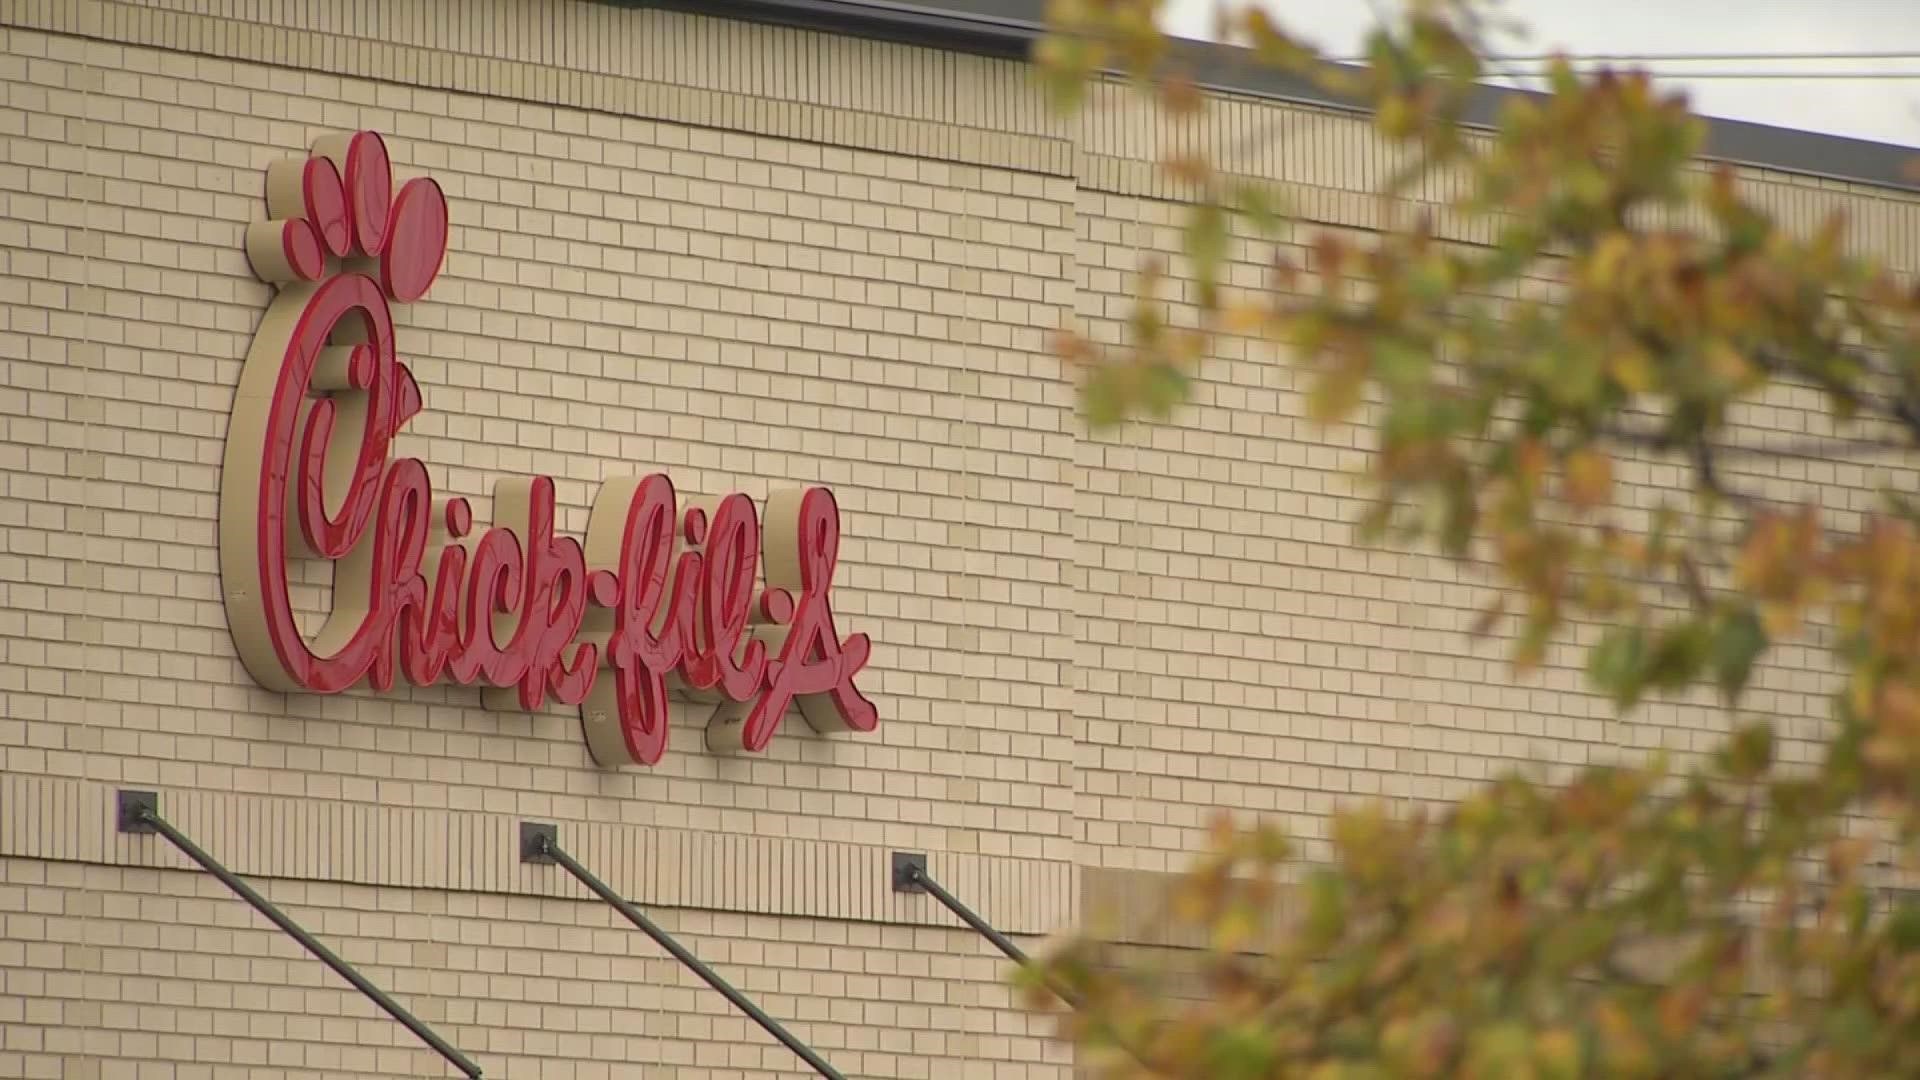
<box><xmin>630</xmin><ymin>0</ymin><xmax>1920</xmax><ymax>195</ymax></box>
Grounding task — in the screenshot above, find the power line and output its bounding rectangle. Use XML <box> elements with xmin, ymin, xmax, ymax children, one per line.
<box><xmin>1467</xmin><ymin>50</ymin><xmax>1920</xmax><ymax>63</ymax></box>
<box><xmin>1312</xmin><ymin>52</ymin><xmax>1920</xmax><ymax>81</ymax></box>
<box><xmin>1313</xmin><ymin>50</ymin><xmax>1920</xmax><ymax>81</ymax></box>
<box><xmin>1319</xmin><ymin>50</ymin><xmax>1920</xmax><ymax>63</ymax></box>
<box><xmin>1486</xmin><ymin>70</ymin><xmax>1920</xmax><ymax>81</ymax></box>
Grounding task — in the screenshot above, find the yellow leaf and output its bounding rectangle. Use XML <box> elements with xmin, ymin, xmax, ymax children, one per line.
<box><xmin>1608</xmin><ymin>347</ymin><xmax>1655</xmax><ymax>393</ymax></box>
<box><xmin>1587</xmin><ymin>231</ymin><xmax>1634</xmax><ymax>286</ymax></box>
<box><xmin>1850</xmin><ymin>667</ymin><xmax>1879</xmax><ymax>721</ymax></box>
<box><xmin>1563</xmin><ymin>448</ymin><xmax>1613</xmax><ymax>510</ymax></box>
<box><xmin>1212</xmin><ymin>903</ymin><xmax>1257</xmax><ymax>952</ymax></box>
<box><xmin>1515</xmin><ymin>438</ymin><xmax>1550</xmax><ymax>494</ymax></box>
<box><xmin>1534</xmin><ymin>1028</ymin><xmax>1582</xmax><ymax>1079</ymax></box>
<box><xmin>1593</xmin><ymin>1001</ymin><xmax>1653</xmax><ymax>1075</ymax></box>
<box><xmin>1759</xmin><ymin>601</ymin><xmax>1800</xmax><ymax>639</ymax></box>
<box><xmin>1171</xmin><ymin>881</ymin><xmax>1212</xmax><ymax>923</ymax></box>
<box><xmin>1706</xmin><ymin>340</ymin><xmax>1753</xmax><ymax>384</ymax></box>
<box><xmin>1307</xmin><ymin>366</ymin><xmax>1365</xmax><ymax>423</ymax></box>
<box><xmin>1221</xmin><ymin>301</ymin><xmax>1268</xmax><ymax>336</ymax></box>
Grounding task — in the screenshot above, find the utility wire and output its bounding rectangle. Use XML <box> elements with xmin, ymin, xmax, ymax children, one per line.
<box><xmin>1311</xmin><ymin>49</ymin><xmax>1920</xmax><ymax>79</ymax></box>
<box><xmin>1437</xmin><ymin>50</ymin><xmax>1920</xmax><ymax>63</ymax></box>
<box><xmin>1487</xmin><ymin>71</ymin><xmax>1920</xmax><ymax>81</ymax></box>
<box><xmin>1312</xmin><ymin>52</ymin><xmax>1920</xmax><ymax>81</ymax></box>
<box><xmin>1317</xmin><ymin>58</ymin><xmax>1920</xmax><ymax>82</ymax></box>
<box><xmin>1320</xmin><ymin>50</ymin><xmax>1920</xmax><ymax>63</ymax></box>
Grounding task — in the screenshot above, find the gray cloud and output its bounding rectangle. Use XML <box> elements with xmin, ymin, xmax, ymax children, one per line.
<box><xmin>1161</xmin><ymin>0</ymin><xmax>1920</xmax><ymax>148</ymax></box>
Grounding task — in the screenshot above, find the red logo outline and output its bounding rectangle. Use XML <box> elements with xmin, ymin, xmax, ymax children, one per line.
<box><xmin>218</xmin><ymin>130</ymin><xmax>879</xmax><ymax>767</ymax></box>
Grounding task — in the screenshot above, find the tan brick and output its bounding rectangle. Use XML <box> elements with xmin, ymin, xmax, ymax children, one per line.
<box><xmin>0</xmin><ymin>1</ymin><xmax>1915</xmax><ymax>1075</ymax></box>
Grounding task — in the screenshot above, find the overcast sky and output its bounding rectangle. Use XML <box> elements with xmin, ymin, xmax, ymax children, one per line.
<box><xmin>1159</xmin><ymin>1</ymin><xmax>1920</xmax><ymax>148</ymax></box>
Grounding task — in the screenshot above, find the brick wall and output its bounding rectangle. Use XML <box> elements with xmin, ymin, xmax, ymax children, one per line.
<box><xmin>0</xmin><ymin>856</ymin><xmax>1053</xmax><ymax>1079</ymax></box>
<box><xmin>1065</xmin><ymin>196</ymin><xmax>1905</xmax><ymax>874</ymax></box>
<box><xmin>2</xmin><ymin>0</ymin><xmax>1918</xmax><ymax>1076</ymax></box>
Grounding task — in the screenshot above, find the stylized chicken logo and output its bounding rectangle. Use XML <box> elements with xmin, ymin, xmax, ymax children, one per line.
<box><xmin>220</xmin><ymin>131</ymin><xmax>878</xmax><ymax>768</ymax></box>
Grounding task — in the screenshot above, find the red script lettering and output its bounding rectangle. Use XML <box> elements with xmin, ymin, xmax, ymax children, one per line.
<box><xmin>218</xmin><ymin>130</ymin><xmax>880</xmax><ymax>767</ymax></box>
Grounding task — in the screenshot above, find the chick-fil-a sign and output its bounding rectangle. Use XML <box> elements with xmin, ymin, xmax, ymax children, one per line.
<box><xmin>219</xmin><ymin>130</ymin><xmax>878</xmax><ymax>767</ymax></box>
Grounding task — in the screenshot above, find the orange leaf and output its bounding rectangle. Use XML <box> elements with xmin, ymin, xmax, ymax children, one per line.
<box><xmin>1161</xmin><ymin>74</ymin><xmax>1205</xmax><ymax>116</ymax></box>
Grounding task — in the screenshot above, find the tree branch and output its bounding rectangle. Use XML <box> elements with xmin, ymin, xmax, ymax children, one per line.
<box><xmin>1691</xmin><ymin>435</ymin><xmax>1761</xmax><ymax>510</ymax></box>
<box><xmin>1601</xmin><ymin>419</ymin><xmax>1911</xmax><ymax>462</ymax></box>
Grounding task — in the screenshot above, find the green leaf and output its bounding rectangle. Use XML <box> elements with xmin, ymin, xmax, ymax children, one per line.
<box><xmin>1644</xmin><ymin>619</ymin><xmax>1712</xmax><ymax>691</ymax></box>
<box><xmin>1589</xmin><ymin>623</ymin><xmax>1649</xmax><ymax>709</ymax></box>
<box><xmin>1082</xmin><ymin>367</ymin><xmax>1129</xmax><ymax>430</ymax></box>
<box><xmin>1230</xmin><ymin>180</ymin><xmax>1286</xmax><ymax>235</ymax></box>
<box><xmin>1139</xmin><ymin>362</ymin><xmax>1191</xmax><ymax>419</ymax></box>
<box><xmin>1465</xmin><ymin>1021</ymin><xmax>1535</xmax><ymax>1075</ymax></box>
<box><xmin>1718</xmin><ymin>722</ymin><xmax>1774</xmax><ymax>782</ymax></box>
<box><xmin>1205</xmin><ymin>1022</ymin><xmax>1280</xmax><ymax>1080</ymax></box>
<box><xmin>1303</xmin><ymin>871</ymin><xmax>1347</xmax><ymax>945</ymax></box>
<box><xmin>1711</xmin><ymin>608</ymin><xmax>1769</xmax><ymax>703</ymax></box>
<box><xmin>1372</xmin><ymin>338</ymin><xmax>1433</xmax><ymax>397</ymax></box>
<box><xmin>1823</xmin><ymin>1002</ymin><xmax>1878</xmax><ymax>1053</ymax></box>
<box><xmin>1889</xmin><ymin>903</ymin><xmax>1920</xmax><ymax>950</ymax></box>
<box><xmin>1184</xmin><ymin>201</ymin><xmax>1230</xmax><ymax>289</ymax></box>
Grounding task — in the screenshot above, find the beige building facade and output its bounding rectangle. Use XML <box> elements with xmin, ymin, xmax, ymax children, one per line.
<box><xmin>3</xmin><ymin>0</ymin><xmax>1919</xmax><ymax>1076</ymax></box>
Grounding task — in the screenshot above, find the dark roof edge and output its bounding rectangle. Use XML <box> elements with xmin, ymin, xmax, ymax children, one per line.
<box><xmin>633</xmin><ymin>0</ymin><xmax>1920</xmax><ymax>195</ymax></box>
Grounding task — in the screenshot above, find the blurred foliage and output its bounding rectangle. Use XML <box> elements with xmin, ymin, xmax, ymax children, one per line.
<box><xmin>1025</xmin><ymin>0</ymin><xmax>1920</xmax><ymax>1076</ymax></box>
